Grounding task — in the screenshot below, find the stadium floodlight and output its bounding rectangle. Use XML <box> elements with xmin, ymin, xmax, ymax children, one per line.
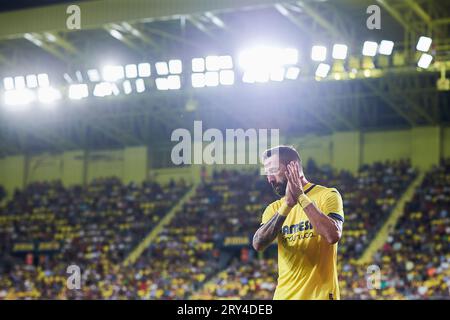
<box><xmin>362</xmin><ymin>41</ymin><xmax>378</xmax><ymax>57</ymax></box>
<box><xmin>135</xmin><ymin>79</ymin><xmax>145</xmax><ymax>93</ymax></box>
<box><xmin>14</xmin><ymin>76</ymin><xmax>26</xmax><ymax>89</ymax></box>
<box><xmin>285</xmin><ymin>67</ymin><xmax>300</xmax><ymax>80</ymax></box>
<box><xmin>219</xmin><ymin>56</ymin><xmax>233</xmax><ymax>69</ymax></box>
<box><xmin>206</xmin><ymin>56</ymin><xmax>221</xmax><ymax>71</ymax></box>
<box><xmin>155</xmin><ymin>78</ymin><xmax>169</xmax><ymax>90</ymax></box>
<box><xmin>270</xmin><ymin>68</ymin><xmax>285</xmax><ymax>82</ymax></box>
<box><xmin>242</xmin><ymin>72</ymin><xmax>255</xmax><ymax>84</ymax></box>
<box><xmin>38</xmin><ymin>87</ymin><xmax>61</xmax><ymax>104</ymax></box>
<box><xmin>87</xmin><ymin>69</ymin><xmax>101</xmax><ymax>82</ymax></box>
<box><xmin>123</xmin><ymin>80</ymin><xmax>132</xmax><ymax>94</ymax></box>
<box><xmin>26</xmin><ymin>74</ymin><xmax>38</xmax><ymax>88</ymax></box>
<box><xmin>63</xmin><ymin>73</ymin><xmax>73</xmax><ymax>84</ymax></box>
<box><xmin>192</xmin><ymin>58</ymin><xmax>205</xmax><ymax>73</ymax></box>
<box><xmin>379</xmin><ymin>40</ymin><xmax>394</xmax><ymax>55</ymax></box>
<box><xmin>75</xmin><ymin>71</ymin><xmax>83</xmax><ymax>82</ymax></box>
<box><xmin>111</xmin><ymin>83</ymin><xmax>120</xmax><ymax>96</ymax></box>
<box><xmin>68</xmin><ymin>84</ymin><xmax>89</xmax><ymax>100</ymax></box>
<box><xmin>191</xmin><ymin>73</ymin><xmax>206</xmax><ymax>88</ymax></box>
<box><xmin>109</xmin><ymin>29</ymin><xmax>123</xmax><ymax>40</ymax></box>
<box><xmin>282</xmin><ymin>48</ymin><xmax>298</xmax><ymax>65</ymax></box>
<box><xmin>37</xmin><ymin>73</ymin><xmax>50</xmax><ymax>87</ymax></box>
<box><xmin>416</xmin><ymin>36</ymin><xmax>432</xmax><ymax>52</ymax></box>
<box><xmin>169</xmin><ymin>60</ymin><xmax>182</xmax><ymax>74</ymax></box>
<box><xmin>155</xmin><ymin>62</ymin><xmax>169</xmax><ymax>75</ymax></box>
<box><xmin>93</xmin><ymin>82</ymin><xmax>113</xmax><ymax>97</ymax></box>
<box><xmin>4</xmin><ymin>89</ymin><xmax>35</xmax><ymax>106</ymax></box>
<box><xmin>315</xmin><ymin>63</ymin><xmax>330</xmax><ymax>78</ymax></box>
<box><xmin>417</xmin><ymin>53</ymin><xmax>433</xmax><ymax>69</ymax></box>
<box><xmin>167</xmin><ymin>75</ymin><xmax>181</xmax><ymax>90</ymax></box>
<box><xmin>239</xmin><ymin>46</ymin><xmax>298</xmax><ymax>83</ymax></box>
<box><xmin>219</xmin><ymin>70</ymin><xmax>234</xmax><ymax>85</ymax></box>
<box><xmin>102</xmin><ymin>65</ymin><xmax>124</xmax><ymax>82</ymax></box>
<box><xmin>125</xmin><ymin>64</ymin><xmax>138</xmax><ymax>78</ymax></box>
<box><xmin>332</xmin><ymin>44</ymin><xmax>348</xmax><ymax>60</ymax></box>
<box><xmin>138</xmin><ymin>63</ymin><xmax>151</xmax><ymax>77</ymax></box>
<box><xmin>205</xmin><ymin>71</ymin><xmax>219</xmax><ymax>87</ymax></box>
<box><xmin>311</xmin><ymin>46</ymin><xmax>327</xmax><ymax>62</ymax></box>
<box><xmin>3</xmin><ymin>77</ymin><xmax>14</xmax><ymax>90</ymax></box>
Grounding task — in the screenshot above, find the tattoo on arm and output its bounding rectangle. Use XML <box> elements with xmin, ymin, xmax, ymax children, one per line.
<box><xmin>252</xmin><ymin>213</ymin><xmax>286</xmax><ymax>251</ymax></box>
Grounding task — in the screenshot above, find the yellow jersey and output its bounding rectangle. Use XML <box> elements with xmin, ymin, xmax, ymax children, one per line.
<box><xmin>261</xmin><ymin>183</ymin><xmax>344</xmax><ymax>300</ymax></box>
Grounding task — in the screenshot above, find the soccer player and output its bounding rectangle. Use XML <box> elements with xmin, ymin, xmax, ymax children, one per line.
<box><xmin>252</xmin><ymin>145</ymin><xmax>344</xmax><ymax>300</ymax></box>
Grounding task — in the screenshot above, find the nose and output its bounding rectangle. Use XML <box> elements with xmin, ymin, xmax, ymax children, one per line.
<box><xmin>267</xmin><ymin>175</ymin><xmax>276</xmax><ymax>184</ymax></box>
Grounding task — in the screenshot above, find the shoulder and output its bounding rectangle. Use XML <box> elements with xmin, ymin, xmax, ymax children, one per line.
<box><xmin>309</xmin><ymin>184</ymin><xmax>342</xmax><ymax>201</ymax></box>
<box><xmin>265</xmin><ymin>198</ymin><xmax>284</xmax><ymax>211</ymax></box>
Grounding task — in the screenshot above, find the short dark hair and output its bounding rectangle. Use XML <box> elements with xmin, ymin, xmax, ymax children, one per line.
<box><xmin>262</xmin><ymin>145</ymin><xmax>302</xmax><ymax>166</ymax></box>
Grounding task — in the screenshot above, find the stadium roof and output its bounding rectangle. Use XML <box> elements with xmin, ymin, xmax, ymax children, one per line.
<box><xmin>0</xmin><ymin>0</ymin><xmax>448</xmax><ymax>160</ymax></box>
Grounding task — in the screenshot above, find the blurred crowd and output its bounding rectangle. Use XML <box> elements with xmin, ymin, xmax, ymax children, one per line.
<box><xmin>0</xmin><ymin>178</ymin><xmax>188</xmax><ymax>299</ymax></box>
<box><xmin>0</xmin><ymin>158</ymin><xmax>447</xmax><ymax>300</ymax></box>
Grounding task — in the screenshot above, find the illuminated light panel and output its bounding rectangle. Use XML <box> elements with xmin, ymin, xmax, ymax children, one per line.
<box><xmin>332</xmin><ymin>44</ymin><xmax>348</xmax><ymax>60</ymax></box>
<box><xmin>68</xmin><ymin>84</ymin><xmax>89</xmax><ymax>100</ymax></box>
<box><xmin>87</xmin><ymin>69</ymin><xmax>101</xmax><ymax>82</ymax></box>
<box><xmin>168</xmin><ymin>60</ymin><xmax>182</xmax><ymax>74</ymax></box>
<box><xmin>14</xmin><ymin>76</ymin><xmax>26</xmax><ymax>90</ymax></box>
<box><xmin>191</xmin><ymin>73</ymin><xmax>206</xmax><ymax>88</ymax></box>
<box><xmin>285</xmin><ymin>67</ymin><xmax>300</xmax><ymax>80</ymax></box>
<box><xmin>379</xmin><ymin>40</ymin><xmax>394</xmax><ymax>55</ymax></box>
<box><xmin>417</xmin><ymin>53</ymin><xmax>433</xmax><ymax>69</ymax></box>
<box><xmin>219</xmin><ymin>70</ymin><xmax>234</xmax><ymax>85</ymax></box>
<box><xmin>136</xmin><ymin>79</ymin><xmax>145</xmax><ymax>93</ymax></box>
<box><xmin>315</xmin><ymin>63</ymin><xmax>331</xmax><ymax>78</ymax></box>
<box><xmin>93</xmin><ymin>82</ymin><xmax>113</xmax><ymax>97</ymax></box>
<box><xmin>102</xmin><ymin>65</ymin><xmax>124</xmax><ymax>82</ymax></box>
<box><xmin>26</xmin><ymin>74</ymin><xmax>38</xmax><ymax>88</ymax></box>
<box><xmin>38</xmin><ymin>87</ymin><xmax>61</xmax><ymax>104</ymax></box>
<box><xmin>155</xmin><ymin>62</ymin><xmax>169</xmax><ymax>76</ymax></box>
<box><xmin>138</xmin><ymin>63</ymin><xmax>151</xmax><ymax>77</ymax></box>
<box><xmin>3</xmin><ymin>77</ymin><xmax>14</xmax><ymax>90</ymax></box>
<box><xmin>155</xmin><ymin>77</ymin><xmax>169</xmax><ymax>90</ymax></box>
<box><xmin>167</xmin><ymin>75</ymin><xmax>181</xmax><ymax>90</ymax></box>
<box><xmin>362</xmin><ymin>41</ymin><xmax>378</xmax><ymax>57</ymax></box>
<box><xmin>125</xmin><ymin>64</ymin><xmax>138</xmax><ymax>78</ymax></box>
<box><xmin>205</xmin><ymin>72</ymin><xmax>219</xmax><ymax>87</ymax></box>
<box><xmin>311</xmin><ymin>46</ymin><xmax>327</xmax><ymax>62</ymax></box>
<box><xmin>37</xmin><ymin>73</ymin><xmax>50</xmax><ymax>87</ymax></box>
<box><xmin>4</xmin><ymin>89</ymin><xmax>35</xmax><ymax>106</ymax></box>
<box><xmin>416</xmin><ymin>36</ymin><xmax>432</xmax><ymax>52</ymax></box>
<box><xmin>192</xmin><ymin>58</ymin><xmax>205</xmax><ymax>73</ymax></box>
<box><xmin>123</xmin><ymin>80</ymin><xmax>132</xmax><ymax>94</ymax></box>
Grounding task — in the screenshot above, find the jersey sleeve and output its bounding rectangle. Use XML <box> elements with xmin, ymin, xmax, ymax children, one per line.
<box><xmin>261</xmin><ymin>202</ymin><xmax>277</xmax><ymax>225</ymax></box>
<box><xmin>321</xmin><ymin>188</ymin><xmax>344</xmax><ymax>223</ymax></box>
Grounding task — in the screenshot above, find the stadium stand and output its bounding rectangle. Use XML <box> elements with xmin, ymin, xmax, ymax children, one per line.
<box><xmin>0</xmin><ymin>178</ymin><xmax>189</xmax><ymax>299</ymax></box>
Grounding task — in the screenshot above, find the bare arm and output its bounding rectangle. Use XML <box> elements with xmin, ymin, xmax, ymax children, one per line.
<box><xmin>303</xmin><ymin>203</ymin><xmax>343</xmax><ymax>244</ymax></box>
<box><xmin>252</xmin><ymin>212</ymin><xmax>286</xmax><ymax>252</ymax></box>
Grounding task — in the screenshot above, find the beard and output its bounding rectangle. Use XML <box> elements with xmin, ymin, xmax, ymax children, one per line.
<box><xmin>270</xmin><ymin>179</ymin><xmax>288</xmax><ymax>197</ymax></box>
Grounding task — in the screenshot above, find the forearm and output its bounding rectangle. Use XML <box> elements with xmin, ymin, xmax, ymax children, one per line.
<box><xmin>252</xmin><ymin>213</ymin><xmax>286</xmax><ymax>251</ymax></box>
<box><xmin>303</xmin><ymin>202</ymin><xmax>341</xmax><ymax>244</ymax></box>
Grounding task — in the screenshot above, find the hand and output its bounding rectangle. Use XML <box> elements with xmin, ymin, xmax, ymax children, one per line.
<box><xmin>285</xmin><ymin>181</ymin><xmax>296</xmax><ymax>207</ymax></box>
<box><xmin>285</xmin><ymin>162</ymin><xmax>304</xmax><ymax>201</ymax></box>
